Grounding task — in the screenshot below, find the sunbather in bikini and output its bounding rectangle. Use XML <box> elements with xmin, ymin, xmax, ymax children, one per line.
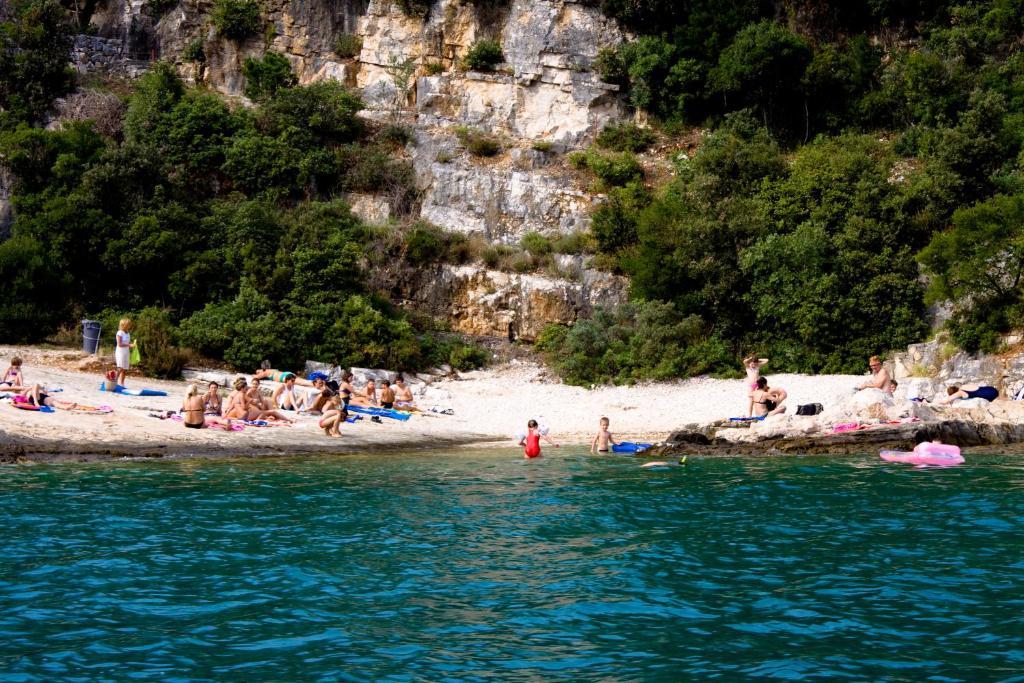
<box><xmin>224</xmin><ymin>378</ymin><xmax>252</xmax><ymax>419</ymax></box>
<box><xmin>245</xmin><ymin>379</ymin><xmax>293</xmax><ymax>422</ymax></box>
<box><xmin>252</xmin><ymin>368</ymin><xmax>314</xmax><ymax>387</ymax></box>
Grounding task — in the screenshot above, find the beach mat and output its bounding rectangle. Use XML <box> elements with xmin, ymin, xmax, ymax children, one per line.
<box><xmin>347</xmin><ymin>405</ymin><xmax>412</xmax><ymax>421</ymax></box>
<box><xmin>99</xmin><ymin>383</ymin><xmax>168</xmax><ymax>397</ymax></box>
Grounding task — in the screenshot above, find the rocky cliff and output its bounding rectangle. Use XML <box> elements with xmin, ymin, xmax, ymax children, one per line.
<box><xmin>75</xmin><ymin>0</ymin><xmax>629</xmax><ymax>336</ymax></box>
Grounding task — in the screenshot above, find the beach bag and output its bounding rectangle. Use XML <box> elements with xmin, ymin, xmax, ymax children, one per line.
<box><xmin>796</xmin><ymin>403</ymin><xmax>823</xmax><ymax>416</ymax></box>
<box><xmin>130</xmin><ymin>342</ymin><xmax>141</xmax><ymax>366</ymax></box>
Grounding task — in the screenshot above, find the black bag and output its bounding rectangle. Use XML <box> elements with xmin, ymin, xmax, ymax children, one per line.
<box><xmin>796</xmin><ymin>402</ymin><xmax>823</xmax><ymax>416</ymax></box>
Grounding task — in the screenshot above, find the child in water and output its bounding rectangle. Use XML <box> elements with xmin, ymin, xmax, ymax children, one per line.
<box><xmin>519</xmin><ymin>419</ymin><xmax>558</xmax><ymax>459</ymax></box>
<box><xmin>743</xmin><ymin>354</ymin><xmax>769</xmax><ymax>417</ymax></box>
<box><xmin>590</xmin><ymin>416</ymin><xmax>618</xmax><ymax>454</ymax></box>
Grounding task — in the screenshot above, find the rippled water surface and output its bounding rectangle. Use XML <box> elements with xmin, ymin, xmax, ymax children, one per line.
<box><xmin>2</xmin><ymin>450</ymin><xmax>1024</xmax><ymax>681</ymax></box>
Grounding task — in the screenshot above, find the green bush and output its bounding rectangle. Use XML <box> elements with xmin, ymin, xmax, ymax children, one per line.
<box><xmin>455</xmin><ymin>126</ymin><xmax>501</xmax><ymax>157</ymax></box>
<box><xmin>334</xmin><ymin>33</ymin><xmax>363</xmax><ymax>59</ymax></box>
<box><xmin>405</xmin><ymin>222</ymin><xmax>446</xmax><ymax>262</ymax></box>
<box><xmin>537</xmin><ymin>302</ymin><xmax>735</xmax><ymax>385</ymax></box>
<box><xmin>396</xmin><ymin>0</ymin><xmax>430</xmax><ymax>16</ymax></box>
<box><xmin>449</xmin><ymin>343</ymin><xmax>489</xmax><ymax>371</ymax></box>
<box><xmin>463</xmin><ymin>39</ymin><xmax>504</xmax><ymax>72</ymax></box>
<box><xmin>595</xmin><ymin>123</ymin><xmax>655</xmax><ymax>152</ymax></box>
<box><xmin>242</xmin><ymin>52</ymin><xmax>296</xmax><ymax>101</ymax></box>
<box><xmin>134</xmin><ymin>307</ymin><xmax>189</xmax><ymax>379</ymax></box>
<box><xmin>520</xmin><ymin>231</ymin><xmax>552</xmax><ymax>255</ymax></box>
<box><xmin>210</xmin><ymin>0</ymin><xmax>262</xmax><ymax>40</ymax></box>
<box><xmin>582</xmin><ymin>150</ymin><xmax>643</xmax><ymax>187</ymax></box>
<box><xmin>551</xmin><ymin>231</ymin><xmax>592</xmax><ymax>254</ymax></box>
<box><xmin>424</xmin><ymin>62</ymin><xmax>445</xmax><ymax>75</ymax></box>
<box><xmin>182</xmin><ymin>37</ymin><xmax>206</xmax><ymax>63</ymax></box>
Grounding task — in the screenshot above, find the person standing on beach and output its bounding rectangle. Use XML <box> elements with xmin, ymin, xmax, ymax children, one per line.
<box><xmin>857</xmin><ymin>356</ymin><xmax>890</xmax><ymax>391</ymax></box>
<box><xmin>743</xmin><ymin>355</ymin><xmax>769</xmax><ymax>416</ymax></box>
<box><xmin>114</xmin><ymin>318</ymin><xmax>136</xmax><ymax>387</ymax></box>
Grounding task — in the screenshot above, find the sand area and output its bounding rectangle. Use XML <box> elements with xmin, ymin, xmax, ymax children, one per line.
<box><xmin>0</xmin><ymin>345</ymin><xmax>872</xmax><ymax>462</ymax></box>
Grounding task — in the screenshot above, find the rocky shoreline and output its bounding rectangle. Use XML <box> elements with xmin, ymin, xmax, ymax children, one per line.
<box><xmin>648</xmin><ymin>418</ymin><xmax>1024</xmax><ymax>457</ymax></box>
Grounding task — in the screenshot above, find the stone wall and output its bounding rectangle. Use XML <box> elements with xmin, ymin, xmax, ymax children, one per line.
<box><xmin>71</xmin><ymin>35</ymin><xmax>151</xmax><ymax>77</ymax></box>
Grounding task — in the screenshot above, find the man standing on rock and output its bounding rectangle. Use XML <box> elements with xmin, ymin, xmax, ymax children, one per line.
<box><xmin>857</xmin><ymin>356</ymin><xmax>890</xmax><ymax>391</ymax></box>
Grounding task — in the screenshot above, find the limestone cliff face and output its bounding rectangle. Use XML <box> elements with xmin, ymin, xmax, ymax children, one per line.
<box><xmin>370</xmin><ymin>260</ymin><xmax>626</xmax><ymax>341</ymax></box>
<box><xmin>78</xmin><ymin>0</ymin><xmax>629</xmax><ymax>334</ymax></box>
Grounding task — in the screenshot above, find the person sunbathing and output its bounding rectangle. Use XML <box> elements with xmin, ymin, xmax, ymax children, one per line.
<box><xmin>1</xmin><ymin>356</ymin><xmax>25</xmax><ymax>390</ymax></box>
<box><xmin>182</xmin><ymin>384</ymin><xmax>232</xmax><ymax>429</ymax></box>
<box><xmin>223</xmin><ymin>378</ymin><xmax>252</xmax><ymax>419</ymax></box>
<box><xmin>245</xmin><ymin>378</ymin><xmax>293</xmax><ymax>422</ymax></box>
<box><xmin>857</xmin><ymin>356</ymin><xmax>890</xmax><ymax>391</ymax></box>
<box><xmin>203</xmin><ymin>381</ymin><xmax>223</xmax><ymax>416</ymax></box>
<box><xmin>937</xmin><ymin>384</ymin><xmax>999</xmax><ymax>404</ymax></box>
<box><xmin>350</xmin><ymin>379</ymin><xmax>378</xmax><ymax>407</ymax></box>
<box><xmin>749</xmin><ymin>377</ymin><xmax>787</xmax><ymax>417</ymax></box>
<box><xmin>394</xmin><ymin>376</ymin><xmax>418</xmax><ymax>411</ymax></box>
<box><xmin>252</xmin><ymin>368</ymin><xmax>314</xmax><ymax>387</ymax></box>
<box><xmin>273</xmin><ymin>375</ymin><xmax>306</xmax><ymax>412</ymax></box>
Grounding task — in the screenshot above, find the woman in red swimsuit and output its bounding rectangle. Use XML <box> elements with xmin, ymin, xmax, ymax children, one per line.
<box><xmin>519</xmin><ymin>419</ymin><xmax>559</xmax><ymax>459</ymax></box>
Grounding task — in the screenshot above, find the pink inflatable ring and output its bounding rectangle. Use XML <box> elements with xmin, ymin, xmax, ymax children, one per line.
<box><xmin>881</xmin><ymin>442</ymin><xmax>964</xmax><ymax>467</ymax></box>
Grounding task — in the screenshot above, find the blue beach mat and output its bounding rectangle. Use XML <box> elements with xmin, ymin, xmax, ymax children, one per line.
<box><xmin>99</xmin><ymin>383</ymin><xmax>168</xmax><ymax>397</ymax></box>
<box><xmin>347</xmin><ymin>405</ymin><xmax>412</xmax><ymax>421</ymax></box>
<box><xmin>729</xmin><ymin>416</ymin><xmax>766</xmax><ymax>422</ymax></box>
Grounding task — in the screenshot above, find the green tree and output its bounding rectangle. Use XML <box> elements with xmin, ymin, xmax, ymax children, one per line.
<box><xmin>918</xmin><ymin>193</ymin><xmax>1024</xmax><ymax>351</ymax></box>
<box><xmin>710</xmin><ymin>21</ymin><xmax>812</xmax><ymax>136</ymax></box>
<box><xmin>242</xmin><ymin>52</ymin><xmax>297</xmax><ymax>102</ymax></box>
<box><xmin>0</xmin><ymin>0</ymin><xmax>75</xmax><ymax>127</ymax></box>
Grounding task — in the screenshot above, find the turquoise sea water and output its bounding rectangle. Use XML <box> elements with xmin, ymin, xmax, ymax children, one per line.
<box><xmin>1</xmin><ymin>450</ymin><xmax>1023</xmax><ymax>681</ymax></box>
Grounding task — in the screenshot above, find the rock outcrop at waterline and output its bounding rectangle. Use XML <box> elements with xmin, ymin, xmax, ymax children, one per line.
<box><xmin>650</xmin><ymin>393</ymin><xmax>1024</xmax><ymax>456</ymax></box>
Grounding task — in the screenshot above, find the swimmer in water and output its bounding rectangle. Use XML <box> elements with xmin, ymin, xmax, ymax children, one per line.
<box><xmin>519</xmin><ymin>419</ymin><xmax>558</xmax><ymax>459</ymax></box>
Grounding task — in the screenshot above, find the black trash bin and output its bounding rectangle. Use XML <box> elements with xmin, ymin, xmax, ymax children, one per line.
<box><xmin>82</xmin><ymin>320</ymin><xmax>102</xmax><ymax>354</ymax></box>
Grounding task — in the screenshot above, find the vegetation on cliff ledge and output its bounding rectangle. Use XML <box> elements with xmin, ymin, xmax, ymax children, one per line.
<box><xmin>0</xmin><ymin>3</ymin><xmax>484</xmax><ymax>375</ymax></box>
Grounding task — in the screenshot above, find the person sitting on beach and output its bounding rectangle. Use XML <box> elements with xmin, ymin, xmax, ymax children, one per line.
<box><xmin>590</xmin><ymin>416</ymin><xmax>618</xmax><ymax>454</ymax></box>
<box><xmin>749</xmin><ymin>377</ymin><xmax>787</xmax><ymax>417</ymax></box>
<box><xmin>273</xmin><ymin>375</ymin><xmax>306</xmax><ymax>412</ymax></box>
<box><xmin>224</xmin><ymin>378</ymin><xmax>251</xmax><ymax>419</ymax></box>
<box><xmin>203</xmin><ymin>381</ymin><xmax>223</xmax><ymax>416</ymax></box>
<box><xmin>857</xmin><ymin>356</ymin><xmax>890</xmax><ymax>391</ymax></box>
<box><xmin>743</xmin><ymin>355</ymin><xmax>769</xmax><ymax>416</ymax></box>
<box><xmin>937</xmin><ymin>384</ymin><xmax>999</xmax><ymax>404</ymax></box>
<box><xmin>305</xmin><ymin>377</ymin><xmax>328</xmax><ymax>413</ymax></box>
<box><xmin>379</xmin><ymin>380</ymin><xmax>395</xmax><ymax>410</ymax></box>
<box><xmin>886</xmin><ymin>379</ymin><xmax>898</xmax><ymax>397</ymax></box>
<box><xmin>181</xmin><ymin>384</ymin><xmax>232</xmax><ymax>429</ymax></box>
<box><xmin>252</xmin><ymin>367</ymin><xmax>314</xmax><ymax>387</ymax></box>
<box><xmin>350</xmin><ymin>379</ymin><xmax>377</xmax><ymax>407</ymax></box>
<box><xmin>394</xmin><ymin>375</ymin><xmax>418</xmax><ymax>410</ymax></box>
<box><xmin>246</xmin><ymin>378</ymin><xmax>293</xmax><ymax>422</ymax></box>
<box><xmin>318</xmin><ymin>389</ymin><xmax>347</xmax><ymax>438</ymax></box>
<box><xmin>1</xmin><ymin>357</ymin><xmax>25</xmax><ymax>390</ymax></box>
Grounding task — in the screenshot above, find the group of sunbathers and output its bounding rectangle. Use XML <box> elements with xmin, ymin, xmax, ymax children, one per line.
<box><xmin>0</xmin><ymin>357</ymin><xmax>96</xmax><ymax>411</ymax></box>
<box><xmin>181</xmin><ymin>369</ymin><xmax>420</xmax><ymax>437</ymax></box>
